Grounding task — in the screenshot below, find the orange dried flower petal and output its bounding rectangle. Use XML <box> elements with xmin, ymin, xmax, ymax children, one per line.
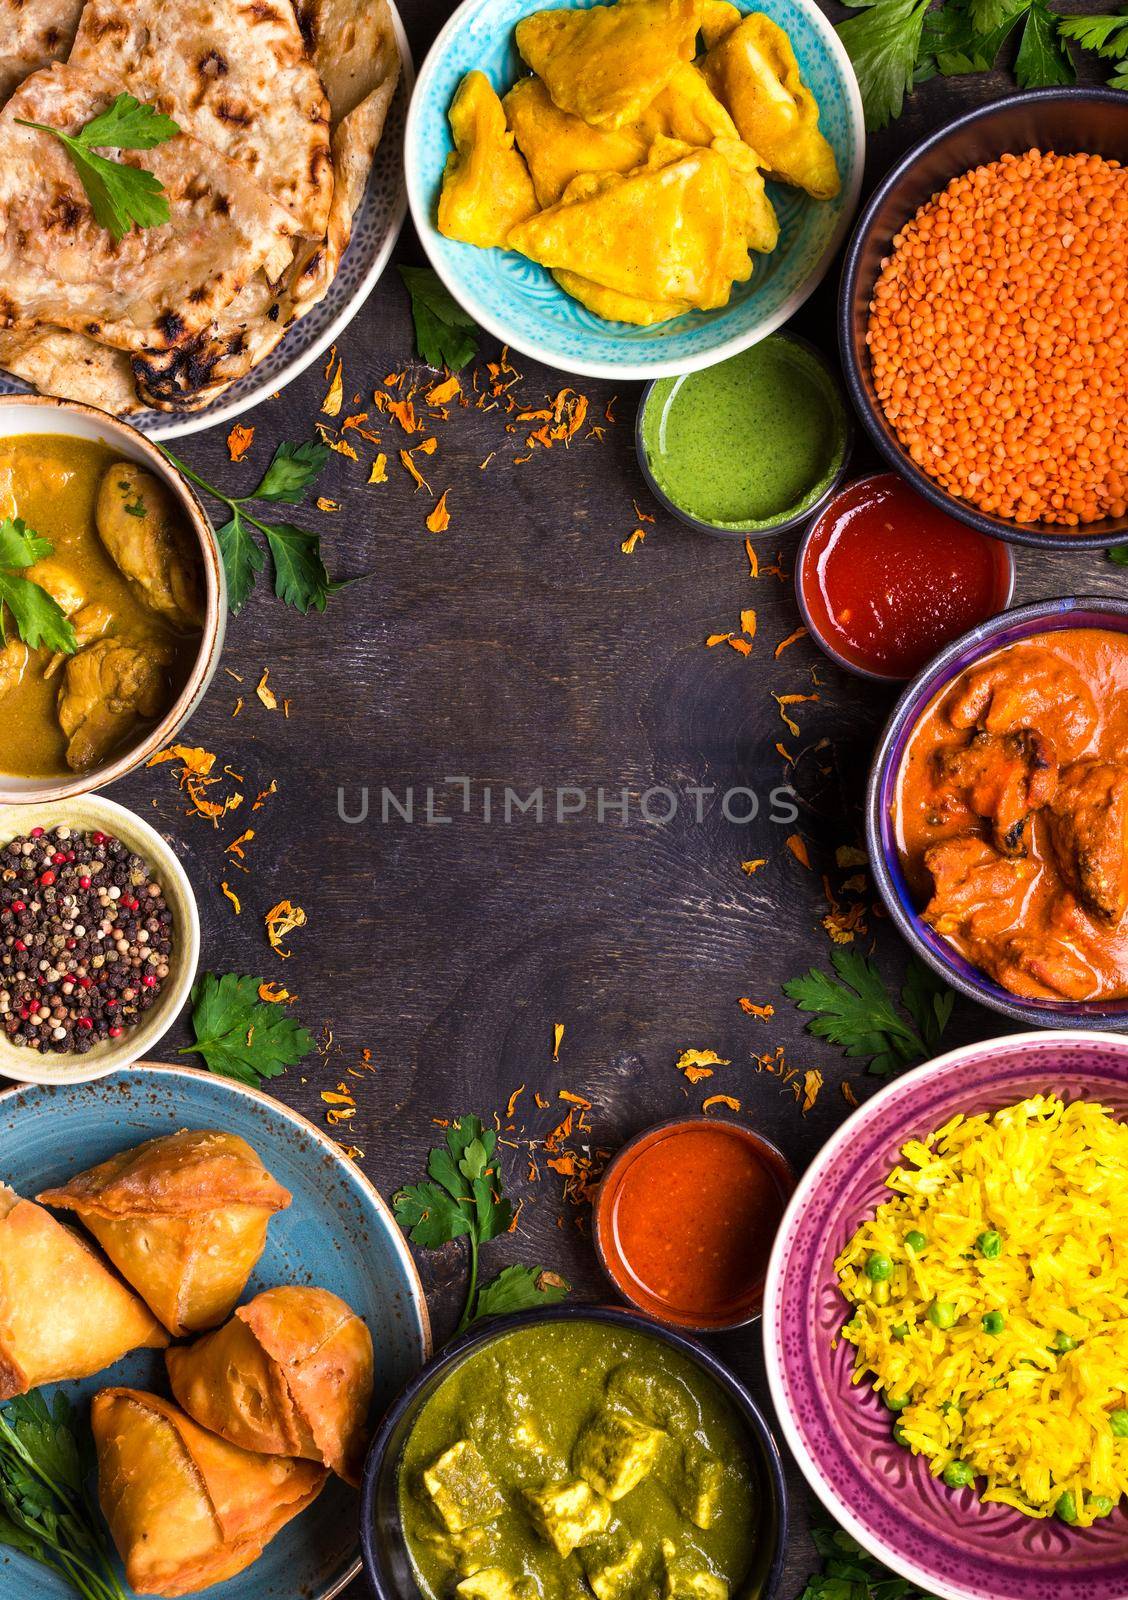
<box><xmin>425</xmin><ymin>491</ymin><xmax>451</xmax><ymax>533</ymax></box>
<box><xmin>702</xmin><ymin>1094</ymin><xmax>741</xmax><ymax>1113</ymax></box>
<box><xmin>227</xmin><ymin>423</ymin><xmax>254</xmax><ymax>462</ymax></box>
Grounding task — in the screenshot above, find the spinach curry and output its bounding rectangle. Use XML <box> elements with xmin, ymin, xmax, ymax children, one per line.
<box><xmin>399</xmin><ymin>1322</ymin><xmax>759</xmax><ymax>1600</ymax></box>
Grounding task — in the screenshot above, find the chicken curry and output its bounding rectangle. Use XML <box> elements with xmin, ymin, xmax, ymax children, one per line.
<box><xmin>895</xmin><ymin>628</ymin><xmax>1128</xmax><ymax>1003</ymax></box>
<box><xmin>0</xmin><ymin>434</ymin><xmax>202</xmax><ymax>779</ymax></box>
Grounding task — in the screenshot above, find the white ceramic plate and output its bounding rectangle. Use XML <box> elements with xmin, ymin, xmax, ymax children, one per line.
<box><xmin>0</xmin><ymin>5</ymin><xmax>413</xmax><ymax>441</ymax></box>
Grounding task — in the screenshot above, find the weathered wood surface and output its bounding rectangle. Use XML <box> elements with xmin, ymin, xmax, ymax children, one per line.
<box><xmin>97</xmin><ymin>9</ymin><xmax>1123</xmax><ymax>1595</ymax></box>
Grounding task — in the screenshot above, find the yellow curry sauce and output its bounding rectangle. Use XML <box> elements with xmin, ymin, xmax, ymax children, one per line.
<box><xmin>0</xmin><ymin>435</ymin><xmax>200</xmax><ymax>779</ymax></box>
<box><xmin>896</xmin><ymin>628</ymin><xmax>1128</xmax><ymax>1002</ymax></box>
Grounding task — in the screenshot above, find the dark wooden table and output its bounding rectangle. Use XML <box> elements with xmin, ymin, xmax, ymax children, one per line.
<box><xmin>108</xmin><ymin>12</ymin><xmax>1123</xmax><ymax>1595</ymax></box>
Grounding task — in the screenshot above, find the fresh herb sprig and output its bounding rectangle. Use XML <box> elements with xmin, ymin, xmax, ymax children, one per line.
<box><xmin>394</xmin><ymin>1116</ymin><xmax>570</xmax><ymax>1334</ymax></box>
<box><xmin>159</xmin><ymin>440</ymin><xmax>342</xmax><ymax>615</ymax></box>
<box><xmin>16</xmin><ymin>94</ymin><xmax>179</xmax><ymax>242</ymax></box>
<box><xmin>799</xmin><ymin>1519</ymin><xmax>939</xmax><ymax>1600</ymax></box>
<box><xmin>0</xmin><ymin>1392</ymin><xmax>127</xmax><ymax>1600</ymax></box>
<box><xmin>839</xmin><ymin>0</ymin><xmax>1128</xmax><ymax>130</ymax></box>
<box><xmin>399</xmin><ymin>267</ymin><xmax>479</xmax><ymax>372</ymax></box>
<box><xmin>784</xmin><ymin>949</ymin><xmax>954</xmax><ymax>1078</ymax></box>
<box><xmin>180</xmin><ymin>971</ymin><xmax>316</xmax><ymax>1085</ymax></box>
<box><xmin>0</xmin><ymin>517</ymin><xmax>78</xmax><ymax>656</ymax></box>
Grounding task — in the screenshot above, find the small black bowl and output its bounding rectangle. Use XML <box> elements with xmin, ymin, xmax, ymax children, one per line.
<box><xmin>359</xmin><ymin>1305</ymin><xmax>789</xmax><ymax>1600</ymax></box>
<box><xmin>839</xmin><ymin>88</ymin><xmax>1128</xmax><ymax>553</ymax></box>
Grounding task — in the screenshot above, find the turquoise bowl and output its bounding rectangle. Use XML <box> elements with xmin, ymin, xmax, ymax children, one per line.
<box><xmin>405</xmin><ymin>0</ymin><xmax>865</xmax><ymax>379</ymax></box>
<box><xmin>0</xmin><ymin>1064</ymin><xmax>431</xmax><ymax>1600</ymax></box>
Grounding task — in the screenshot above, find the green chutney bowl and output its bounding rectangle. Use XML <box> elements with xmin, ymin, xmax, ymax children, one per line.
<box><xmin>360</xmin><ymin>1305</ymin><xmax>789</xmax><ymax>1600</ymax></box>
<box><xmin>635</xmin><ymin>333</ymin><xmax>852</xmax><ymax>541</ymax></box>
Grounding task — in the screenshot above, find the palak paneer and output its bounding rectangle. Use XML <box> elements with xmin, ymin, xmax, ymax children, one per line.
<box><xmin>399</xmin><ymin>1320</ymin><xmax>760</xmax><ymax>1600</ymax></box>
<box><xmin>0</xmin><ymin>434</ymin><xmax>202</xmax><ymax>779</ymax></box>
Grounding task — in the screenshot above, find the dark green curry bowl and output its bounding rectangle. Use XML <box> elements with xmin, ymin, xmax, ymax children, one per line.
<box><xmin>360</xmin><ymin>1305</ymin><xmax>789</xmax><ymax>1600</ymax></box>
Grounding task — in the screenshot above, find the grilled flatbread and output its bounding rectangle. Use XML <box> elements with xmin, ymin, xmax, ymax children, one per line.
<box><xmin>0</xmin><ymin>327</ymin><xmax>140</xmax><ymax>411</ymax></box>
<box><xmin>0</xmin><ymin>0</ymin><xmax>83</xmax><ymax>105</ymax></box>
<box><xmin>70</xmin><ymin>0</ymin><xmax>334</xmax><ymax>237</ymax></box>
<box><xmin>0</xmin><ymin>64</ymin><xmax>298</xmax><ymax>353</ymax></box>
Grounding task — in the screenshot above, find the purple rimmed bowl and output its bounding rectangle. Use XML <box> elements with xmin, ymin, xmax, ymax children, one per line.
<box><xmin>763</xmin><ymin>1029</ymin><xmax>1128</xmax><ymax>1600</ymax></box>
<box><xmin>865</xmin><ymin>596</ymin><xmax>1128</xmax><ymax>1030</ymax></box>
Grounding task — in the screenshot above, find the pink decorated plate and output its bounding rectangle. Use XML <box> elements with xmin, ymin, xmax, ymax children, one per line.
<box><xmin>763</xmin><ymin>1030</ymin><xmax>1128</xmax><ymax>1600</ymax></box>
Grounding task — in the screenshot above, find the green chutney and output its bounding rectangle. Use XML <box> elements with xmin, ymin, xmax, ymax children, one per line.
<box><xmin>398</xmin><ymin>1321</ymin><xmax>760</xmax><ymax>1600</ymax></box>
<box><xmin>639</xmin><ymin>337</ymin><xmax>848</xmax><ymax>533</ymax></box>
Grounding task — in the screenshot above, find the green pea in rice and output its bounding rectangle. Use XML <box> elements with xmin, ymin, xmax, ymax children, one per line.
<box><xmin>835</xmin><ymin>1094</ymin><xmax>1128</xmax><ymax>1526</ymax></box>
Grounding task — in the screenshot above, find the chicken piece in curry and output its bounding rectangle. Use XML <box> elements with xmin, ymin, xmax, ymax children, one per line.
<box><xmin>0</xmin><ymin>435</ymin><xmax>202</xmax><ymax>779</ymax></box>
<box><xmin>896</xmin><ymin>629</ymin><xmax>1128</xmax><ymax>1003</ymax></box>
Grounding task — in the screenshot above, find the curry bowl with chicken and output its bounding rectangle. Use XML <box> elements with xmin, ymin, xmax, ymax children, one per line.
<box><xmin>0</xmin><ymin>397</ymin><xmax>224</xmax><ymax>803</ymax></box>
<box><xmin>868</xmin><ymin>598</ymin><xmax>1128</xmax><ymax>1029</ymax></box>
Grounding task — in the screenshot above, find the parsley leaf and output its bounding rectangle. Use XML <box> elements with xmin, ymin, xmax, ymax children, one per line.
<box><xmin>837</xmin><ymin>0</ymin><xmax>932</xmax><ymax>130</ymax></box>
<box><xmin>16</xmin><ymin>93</ymin><xmax>179</xmax><ymax>243</ymax></box>
<box><xmin>180</xmin><ymin>971</ymin><xmax>315</xmax><ymax>1085</ymax></box>
<box><xmin>783</xmin><ymin>949</ymin><xmax>954</xmax><ymax>1078</ymax></box>
<box><xmin>215</xmin><ymin>512</ymin><xmax>265</xmax><ymax>616</ymax></box>
<box><xmin>799</xmin><ymin>1519</ymin><xmax>940</xmax><ymax>1600</ymax></box>
<box><xmin>395</xmin><ymin>1116</ymin><xmax>568</xmax><ymax>1333</ymax></box>
<box><xmin>1109</xmin><ymin>546</ymin><xmax>1128</xmax><ymax>566</ymax></box>
<box><xmin>1015</xmin><ymin>0</ymin><xmax>1076</xmax><ymax>83</ymax></box>
<box><xmin>262</xmin><ymin>522</ymin><xmax>339</xmax><ymax>614</ymax></box>
<box><xmin>251</xmin><ymin>440</ymin><xmax>331</xmax><ymax>505</ymax></box>
<box><xmin>0</xmin><ymin>517</ymin><xmax>77</xmax><ymax>655</ymax></box>
<box><xmin>399</xmin><ymin>266</ymin><xmax>479</xmax><ymax>372</ymax></box>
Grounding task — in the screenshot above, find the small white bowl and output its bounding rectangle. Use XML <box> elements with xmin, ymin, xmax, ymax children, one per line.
<box><xmin>0</xmin><ymin>796</ymin><xmax>200</xmax><ymax>1085</ymax></box>
<box><xmin>0</xmin><ymin>396</ymin><xmax>226</xmax><ymax>804</ymax></box>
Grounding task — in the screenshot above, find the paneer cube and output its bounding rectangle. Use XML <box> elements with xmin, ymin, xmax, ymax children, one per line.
<box><xmin>522</xmin><ymin>1478</ymin><xmax>612</xmax><ymax>1557</ymax></box>
<box><xmin>582</xmin><ymin>1535</ymin><xmax>649</xmax><ymax>1600</ymax></box>
<box><xmin>422</xmin><ymin>1440</ymin><xmax>506</xmax><ymax>1533</ymax></box>
<box><xmin>455</xmin><ymin>1569</ymin><xmax>530</xmax><ymax>1600</ymax></box>
<box><xmin>680</xmin><ymin>1444</ymin><xmax>724</xmax><ymax>1530</ymax></box>
<box><xmin>661</xmin><ymin>1539</ymin><xmax>729</xmax><ymax>1600</ymax></box>
<box><xmin>574</xmin><ymin>1411</ymin><xmax>664</xmax><ymax>1500</ymax></box>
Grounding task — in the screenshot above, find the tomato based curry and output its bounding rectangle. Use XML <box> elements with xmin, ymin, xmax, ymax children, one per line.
<box><xmin>895</xmin><ymin>628</ymin><xmax>1128</xmax><ymax>1003</ymax></box>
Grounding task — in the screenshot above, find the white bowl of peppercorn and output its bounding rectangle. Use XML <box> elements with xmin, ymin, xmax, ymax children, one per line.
<box><xmin>0</xmin><ymin>795</ymin><xmax>199</xmax><ymax>1084</ymax></box>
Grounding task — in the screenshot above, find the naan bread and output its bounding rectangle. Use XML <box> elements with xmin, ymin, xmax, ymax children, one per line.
<box><xmin>0</xmin><ymin>0</ymin><xmax>83</xmax><ymax>104</ymax></box>
<box><xmin>69</xmin><ymin>0</ymin><xmax>334</xmax><ymax>237</ymax></box>
<box><xmin>0</xmin><ymin>326</ymin><xmax>141</xmax><ymax>411</ymax></box>
<box><xmin>132</xmin><ymin>0</ymin><xmax>400</xmax><ymax>410</ymax></box>
<box><xmin>0</xmin><ymin>64</ymin><xmax>298</xmax><ymax>352</ymax></box>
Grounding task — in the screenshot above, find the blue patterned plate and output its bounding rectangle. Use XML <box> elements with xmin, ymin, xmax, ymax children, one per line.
<box><xmin>0</xmin><ymin>1062</ymin><xmax>431</xmax><ymax>1600</ymax></box>
<box><xmin>405</xmin><ymin>0</ymin><xmax>864</xmax><ymax>379</ymax></box>
<box><xmin>0</xmin><ymin>6</ymin><xmax>412</xmax><ymax>442</ymax></box>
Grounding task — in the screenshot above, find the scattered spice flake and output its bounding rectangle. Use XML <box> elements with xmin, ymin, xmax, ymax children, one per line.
<box><xmin>321</xmin><ymin>433</ymin><xmax>359</xmax><ymax>461</ymax></box>
<box><xmin>745</xmin><ymin>538</ymin><xmax>759</xmax><ymax>579</ymax></box>
<box><xmin>836</xmin><ymin>845</ymin><xmax>868</xmax><ymax>869</ymax></box>
<box><xmin>232</xmin><ymin>697</ymin><xmax>243</xmax><ymax>717</ymax></box>
<box><xmin>621</xmin><ymin>528</ymin><xmax>646</xmax><ymax>555</ymax></box>
<box><xmin>323</xmin><ymin>1080</ymin><xmax>357</xmax><ymax>1126</ymax></box>
<box><xmin>604</xmin><ymin>397</ymin><xmax>617</xmax><ymax>423</ymax></box>
<box><xmin>740</xmin><ymin>607</ymin><xmax>757</xmax><ymax>639</ymax></box>
<box><xmin>387</xmin><ymin>398</ymin><xmax>418</xmax><ymax>434</ymax></box>
<box><xmin>738</xmin><ymin>999</ymin><xmax>775</xmax><ymax>1019</ymax></box>
<box><xmin>786</xmin><ymin>833</ymin><xmax>812</xmax><ymax>869</ymax></box>
<box><xmin>315</xmin><ymin>496</ymin><xmax>341</xmax><ymax>512</ymax></box>
<box><xmin>258</xmin><ymin>981</ymin><xmax>295</xmax><ymax>1004</ymax></box>
<box><xmin>265</xmin><ymin>899</ymin><xmax>307</xmax><ymax>958</ymax></box>
<box><xmin>706</xmin><ymin>632</ymin><xmax>735</xmax><ymax>648</ymax></box>
<box><xmin>252</xmin><ymin>780</ymin><xmax>278</xmax><ymax>811</ymax></box>
<box><xmin>842</xmin><ymin>1081</ymin><xmax>859</xmax><ymax>1107</ymax></box>
<box><xmin>425</xmin><ymin>491</ymin><xmax>451</xmax><ymax>533</ymax></box>
<box><xmin>321</xmin><ymin>359</ymin><xmax>344</xmax><ymax>417</ymax></box>
<box><xmin>342</xmin><ymin>412</ymin><xmax>369</xmax><ymax>432</ymax></box>
<box><xmin>399</xmin><ymin>449</ymin><xmax>430</xmax><ymax>492</ymax></box>
<box><xmin>774</xmin><ymin>625</ymin><xmax>809</xmax><ymax>658</ymax></box>
<box><xmin>148</xmin><ymin>744</ymin><xmax>216</xmax><ymax>777</ymax></box>
<box><xmin>726</xmin><ymin>635</ymin><xmax>752</xmax><ymax>656</ymax></box>
<box><xmin>256</xmin><ymin>669</ymin><xmax>278</xmax><ymax>711</ymax></box>
<box><xmin>505</xmin><ymin>1085</ymin><xmax>525</xmax><ymax>1119</ymax></box>
<box><xmin>225</xmin><ymin>829</ymin><xmax>254</xmax><ymax>859</ymax></box>
<box><xmin>226</xmin><ymin>423</ymin><xmax>254</xmax><ymax>462</ymax></box>
<box><xmin>323</xmin><ymin>344</ymin><xmax>337</xmax><ymax>380</ymax></box>
<box><xmin>534</xmin><ymin>1092</ymin><xmax>550</xmax><ymax>1109</ymax></box>
<box><xmin>414</xmin><ymin>437</ymin><xmax>438</xmax><ymax>457</ymax></box>
<box><xmin>703</xmin><ymin>1094</ymin><xmax>741</xmax><ymax>1113</ymax></box>
<box><xmin>800</xmin><ymin>1069</ymin><xmax>824</xmax><ymax>1114</ymax></box>
<box><xmin>631</xmin><ymin>499</ymin><xmax>655</xmax><ymax>525</ymax></box>
<box><xmin>741</xmin><ymin>859</ymin><xmax>767</xmax><ymax>876</ymax></box>
<box><xmin>552</xmin><ymin>1023</ymin><xmax>564</xmax><ymax>1061</ymax></box>
<box><xmin>675</xmin><ymin>1047</ymin><xmax>730</xmax><ymax>1085</ymax></box>
<box><xmin>425</xmin><ymin>373</ymin><xmax>461</xmax><ymax>406</ymax></box>
<box><xmin>368</xmin><ymin>453</ymin><xmax>388</xmax><ymax>484</ymax></box>
<box><xmin>479</xmin><ymin>452</ymin><xmax>495</xmax><ymax>471</ymax></box>
<box><xmin>773</xmin><ymin>691</ymin><xmax>818</xmax><ymax>738</ymax></box>
<box><xmin>558</xmin><ymin>1089</ymin><xmax>590</xmax><ymax>1109</ymax></box>
<box><xmin>775</xmin><ymin>741</ymin><xmax>795</xmax><ymax>764</ymax></box>
<box><xmin>220</xmin><ymin>881</ymin><xmax>241</xmax><ymax>915</ymax></box>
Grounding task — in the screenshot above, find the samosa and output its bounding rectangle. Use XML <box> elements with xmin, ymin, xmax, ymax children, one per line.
<box><xmin>0</xmin><ymin>1184</ymin><xmax>167</xmax><ymax>1398</ymax></box>
<box><xmin>438</xmin><ymin>70</ymin><xmax>539</xmax><ymax>246</ymax></box>
<box><xmin>515</xmin><ymin>0</ymin><xmax>701</xmax><ymax>129</ymax></box>
<box><xmin>92</xmin><ymin>1389</ymin><xmax>325</xmax><ymax>1597</ymax></box>
<box><xmin>636</xmin><ymin>61</ymin><xmax>739</xmax><ymax>146</ymax></box>
<box><xmin>167</xmin><ymin>1286</ymin><xmax>374</xmax><ymax>1486</ymax></box>
<box><xmin>38</xmin><ymin>1130</ymin><xmax>292</xmax><ymax>1338</ymax></box>
<box><xmin>701</xmin><ymin>11</ymin><xmax>840</xmax><ymax>198</ymax></box>
<box><xmin>504</xmin><ymin>75</ymin><xmax>648</xmax><ymax>207</ymax></box>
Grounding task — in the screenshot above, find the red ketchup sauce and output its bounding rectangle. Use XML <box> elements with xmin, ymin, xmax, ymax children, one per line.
<box><xmin>595</xmin><ymin>1121</ymin><xmax>794</xmax><ymax>1329</ymax></box>
<box><xmin>798</xmin><ymin>473</ymin><xmax>1013</xmax><ymax>679</ymax></box>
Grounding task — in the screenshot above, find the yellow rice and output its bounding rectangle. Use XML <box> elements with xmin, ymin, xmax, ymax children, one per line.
<box><xmin>836</xmin><ymin>1094</ymin><xmax>1128</xmax><ymax>1526</ymax></box>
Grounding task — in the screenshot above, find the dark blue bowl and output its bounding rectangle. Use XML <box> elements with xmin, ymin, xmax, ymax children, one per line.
<box><xmin>865</xmin><ymin>596</ymin><xmax>1128</xmax><ymax>1030</ymax></box>
<box><xmin>839</xmin><ymin>88</ymin><xmax>1128</xmax><ymax>552</ymax></box>
<box><xmin>359</xmin><ymin>1304</ymin><xmax>789</xmax><ymax>1600</ymax></box>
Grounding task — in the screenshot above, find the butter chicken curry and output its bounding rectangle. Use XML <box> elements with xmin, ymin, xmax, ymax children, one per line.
<box><xmin>896</xmin><ymin>628</ymin><xmax>1128</xmax><ymax>1003</ymax></box>
<box><xmin>0</xmin><ymin>435</ymin><xmax>202</xmax><ymax>779</ymax></box>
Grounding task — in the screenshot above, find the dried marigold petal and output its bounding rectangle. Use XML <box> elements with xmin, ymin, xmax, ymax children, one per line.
<box><xmin>740</xmin><ymin>607</ymin><xmax>757</xmax><ymax>639</ymax></box>
<box><xmin>706</xmin><ymin>632</ymin><xmax>734</xmax><ymax>648</ymax></box>
<box><xmin>738</xmin><ymin>999</ymin><xmax>774</xmax><ymax>1019</ymax></box>
<box><xmin>426</xmin><ymin>374</ymin><xmax>461</xmax><ymax>406</ymax></box>
<box><xmin>227</xmin><ymin>423</ymin><xmax>254</xmax><ymax>462</ymax></box>
<box><xmin>552</xmin><ymin>1023</ymin><xmax>564</xmax><ymax>1061</ymax></box>
<box><xmin>387</xmin><ymin>398</ymin><xmax>418</xmax><ymax>433</ymax></box>
<box><xmin>256</xmin><ymin>669</ymin><xmax>278</xmax><ymax>711</ymax></box>
<box><xmin>368</xmin><ymin>453</ymin><xmax>388</xmax><ymax>484</ymax></box>
<box><xmin>505</xmin><ymin>1084</ymin><xmax>525</xmax><ymax>1118</ymax></box>
<box><xmin>400</xmin><ymin>449</ymin><xmax>429</xmax><ymax>492</ymax></box>
<box><xmin>745</xmin><ymin>538</ymin><xmax>759</xmax><ymax>579</ymax></box>
<box><xmin>775</xmin><ymin>626</ymin><xmax>808</xmax><ymax>658</ymax></box>
<box><xmin>265</xmin><ymin>899</ymin><xmax>307</xmax><ymax>957</ymax></box>
<box><xmin>740</xmin><ymin>858</ymin><xmax>766</xmax><ymax>876</ymax></box>
<box><xmin>800</xmin><ymin>1069</ymin><xmax>823</xmax><ymax>1113</ymax></box>
<box><xmin>842</xmin><ymin>1081</ymin><xmax>859</xmax><ymax>1107</ymax></box>
<box><xmin>321</xmin><ymin>360</ymin><xmax>344</xmax><ymax>417</ymax></box>
<box><xmin>225</xmin><ymin>829</ymin><xmax>254</xmax><ymax>859</ymax></box>
<box><xmin>702</xmin><ymin>1094</ymin><xmax>741</xmax><ymax>1113</ymax></box>
<box><xmin>220</xmin><ymin>881</ymin><xmax>241</xmax><ymax>915</ymax></box>
<box><xmin>315</xmin><ymin>496</ymin><xmax>341</xmax><ymax>512</ymax></box>
<box><xmin>426</xmin><ymin>491</ymin><xmax>451</xmax><ymax>533</ymax></box>
<box><xmin>258</xmin><ymin>981</ymin><xmax>294</xmax><ymax>1004</ymax></box>
<box><xmin>148</xmin><ymin>744</ymin><xmax>216</xmax><ymax>777</ymax></box>
<box><xmin>786</xmin><ymin>834</ymin><xmax>811</xmax><ymax>869</ymax></box>
<box><xmin>621</xmin><ymin>528</ymin><xmax>646</xmax><ymax>554</ymax></box>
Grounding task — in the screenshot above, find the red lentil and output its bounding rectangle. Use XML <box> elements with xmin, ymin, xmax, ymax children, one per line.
<box><xmin>867</xmin><ymin>149</ymin><xmax>1128</xmax><ymax>528</ymax></box>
